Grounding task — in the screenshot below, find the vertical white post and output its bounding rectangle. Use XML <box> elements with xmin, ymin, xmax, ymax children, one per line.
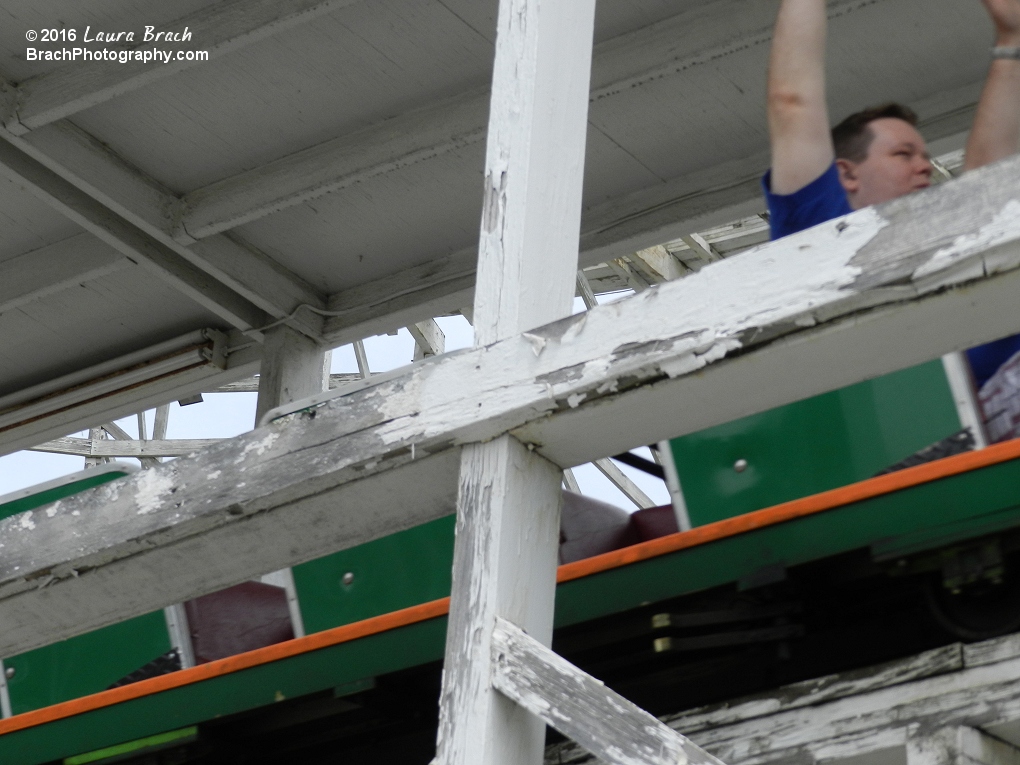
<box><xmin>434</xmin><ymin>1</ymin><xmax>597</xmax><ymax>764</ymax></box>
<box><xmin>942</xmin><ymin>352</ymin><xmax>989</xmax><ymax>448</ymax></box>
<box><xmin>254</xmin><ymin>325</ymin><xmax>330</xmax><ymax>425</ymax></box>
<box><xmin>254</xmin><ymin>324</ymin><xmax>330</xmax><ymax>637</ymax></box>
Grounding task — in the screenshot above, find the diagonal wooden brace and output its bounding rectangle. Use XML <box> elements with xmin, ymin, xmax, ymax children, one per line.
<box><xmin>491</xmin><ymin>617</ymin><xmax>728</xmax><ymax>765</ymax></box>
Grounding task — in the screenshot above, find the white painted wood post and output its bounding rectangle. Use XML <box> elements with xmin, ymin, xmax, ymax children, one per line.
<box><xmin>254</xmin><ymin>325</ymin><xmax>330</xmax><ymax>425</ymax></box>
<box><xmin>254</xmin><ymin>323</ymin><xmax>331</xmax><ymax>637</ymax></box>
<box><xmin>434</xmin><ymin>1</ymin><xmax>597</xmax><ymax>764</ymax></box>
<box><xmin>942</xmin><ymin>352</ymin><xmax>990</xmax><ymax>448</ymax></box>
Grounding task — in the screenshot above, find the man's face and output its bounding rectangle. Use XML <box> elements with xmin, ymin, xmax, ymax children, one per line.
<box><xmin>837</xmin><ymin>118</ymin><xmax>933</xmax><ymax>209</ymax></box>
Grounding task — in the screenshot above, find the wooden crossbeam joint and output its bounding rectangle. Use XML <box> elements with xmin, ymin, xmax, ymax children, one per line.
<box><xmin>490</xmin><ymin>616</ymin><xmax>727</xmax><ymax>765</ymax></box>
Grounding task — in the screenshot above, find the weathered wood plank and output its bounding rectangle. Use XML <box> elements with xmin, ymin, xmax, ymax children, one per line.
<box><xmin>434</xmin><ymin>0</ymin><xmax>597</xmax><ymax>762</ymax></box>
<box><xmin>964</xmin><ymin>633</ymin><xmax>1020</xmax><ymax>668</ymax></box>
<box><xmin>0</xmin><ymin>134</ymin><xmax>266</xmax><ymax>331</ymax></box>
<box><xmin>254</xmin><ymin>325</ymin><xmax>330</xmax><ymax>424</ymax></box>
<box><xmin>493</xmin><ymin>617</ymin><xmax>725</xmax><ymax>765</ymax></box>
<box><xmin>30</xmin><ymin>437</ymin><xmax>224</xmax><ymax>458</ymax></box>
<box><xmin>6</xmin><ymin>122</ymin><xmax>326</xmax><ymax>337</ymax></box>
<box><xmin>666</xmin><ymin>644</ymin><xmax>963</xmax><ymax>735</ymax></box>
<box><xmin>548</xmin><ymin>636</ymin><xmax>1020</xmax><ymax>765</ymax></box>
<box><xmin>1</xmin><ymin>156</ymin><xmax>1019</xmax><ymax>655</ymax></box>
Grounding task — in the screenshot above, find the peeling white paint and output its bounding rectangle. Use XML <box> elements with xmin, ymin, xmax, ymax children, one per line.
<box><xmin>19</xmin><ymin>512</ymin><xmax>35</xmax><ymax>531</ymax></box>
<box><xmin>914</xmin><ymin>200</ymin><xmax>1020</xmax><ymax>279</ymax></box>
<box><xmin>46</xmin><ymin>506</ymin><xmax>57</xmax><ymax>518</ymax></box>
<box><xmin>133</xmin><ymin>470</ymin><xmax>175</xmax><ymax>515</ymax></box>
<box><xmin>241</xmin><ymin>431</ymin><xmax>280</xmax><ymax>458</ymax></box>
<box><xmin>522</xmin><ymin>332</ymin><xmax>548</xmax><ymax>356</ymax></box>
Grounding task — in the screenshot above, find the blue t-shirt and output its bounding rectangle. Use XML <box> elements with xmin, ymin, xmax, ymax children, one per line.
<box><xmin>762</xmin><ymin>162</ymin><xmax>852</xmax><ymax>240</ymax></box>
<box><xmin>762</xmin><ymin>161</ymin><xmax>1020</xmax><ymax>391</ymax></box>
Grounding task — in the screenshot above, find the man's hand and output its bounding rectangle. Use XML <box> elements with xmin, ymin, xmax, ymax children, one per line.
<box><xmin>981</xmin><ymin>0</ymin><xmax>1020</xmax><ymax>45</ymax></box>
<box><xmin>965</xmin><ymin>0</ymin><xmax>1020</xmax><ymax>170</ymax></box>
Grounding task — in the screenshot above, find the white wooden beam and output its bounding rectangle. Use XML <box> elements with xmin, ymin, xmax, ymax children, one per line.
<box><xmin>0</xmin><ymin>234</ymin><xmax>130</xmax><ymax>314</ymax></box>
<box><xmin>5</xmin><ymin>122</ymin><xmax>326</xmax><ymax>338</ymax></box>
<box><xmin>0</xmin><ymin>133</ymin><xmax>266</xmax><ymax>331</ymax></box>
<box><xmin>434</xmin><ymin>0</ymin><xmax>597</xmax><ymax>761</ymax></box>
<box><xmin>210</xmin><ymin>372</ymin><xmax>368</xmax><ymax>393</ymax></box>
<box><xmin>547</xmin><ymin>636</ymin><xmax>1020</xmax><ymax>765</ymax></box>
<box><xmin>438</xmin><ymin>437</ymin><xmax>563</xmax><ymax>765</ymax></box>
<box><xmin>4</xmin><ymin>0</ymin><xmax>365</xmax><ymax>132</ymax></box>
<box><xmin>254</xmin><ymin>325</ymin><xmax>330</xmax><ymax>637</ymax></box>
<box><xmin>254</xmin><ymin>325</ymin><xmax>331</xmax><ymax>424</ymax></box>
<box><xmin>649</xmin><ymin>638</ymin><xmax>1020</xmax><ymax>765</ymax></box>
<box><xmin>179</xmin><ymin>89</ymin><xmax>488</xmax><ymax>240</ymax></box>
<box><xmin>0</xmin><ymin>156</ymin><xmax>1019</xmax><ymax>656</ymax></box>
<box><xmin>594</xmin><ymin>458</ymin><xmax>656</xmax><ymax>509</ymax></box>
<box><xmin>409</xmin><ymin>319</ymin><xmax>446</xmax><ymax>360</ymax></box>
<box><xmin>492</xmin><ymin>617</ymin><xmax>726</xmax><ymax>765</ymax></box>
<box><xmin>170</xmin><ymin>0</ymin><xmax>864</xmax><ymax>242</ymax></box>
<box><xmin>30</xmin><ymin>438</ymin><xmax>223</xmax><ymax>458</ymax></box>
<box><xmin>942</xmin><ymin>352</ymin><xmax>990</xmax><ymax>447</ymax></box>
<box><xmin>0</xmin><ymin>331</ymin><xmax>259</xmax><ymax>458</ymax></box>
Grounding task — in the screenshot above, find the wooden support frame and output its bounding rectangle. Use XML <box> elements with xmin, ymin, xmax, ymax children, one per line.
<box><xmin>0</xmin><ymin>155</ymin><xmax>1019</xmax><ymax>659</ymax></box>
<box><xmin>493</xmin><ymin>617</ymin><xmax>726</xmax><ymax>765</ymax></box>
<box><xmin>435</xmin><ymin>0</ymin><xmax>598</xmax><ymax>762</ymax></box>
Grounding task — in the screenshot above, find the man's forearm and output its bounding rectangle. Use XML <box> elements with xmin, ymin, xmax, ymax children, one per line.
<box><xmin>966</xmin><ymin>2</ymin><xmax>1020</xmax><ymax>171</ymax></box>
<box><xmin>965</xmin><ymin>56</ymin><xmax>1020</xmax><ymax>170</ymax></box>
<box><xmin>768</xmin><ymin>0</ymin><xmax>835</xmax><ymax>194</ymax></box>
<box><xmin>768</xmin><ymin>0</ymin><xmax>828</xmax><ymax>110</ymax></box>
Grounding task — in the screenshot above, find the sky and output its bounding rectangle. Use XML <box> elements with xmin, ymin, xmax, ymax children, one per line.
<box><xmin>0</xmin><ymin>301</ymin><xmax>671</xmax><ymax>511</ymax></box>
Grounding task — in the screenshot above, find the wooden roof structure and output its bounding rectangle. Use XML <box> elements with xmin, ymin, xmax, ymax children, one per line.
<box><xmin>3</xmin><ymin>2</ymin><xmax>1020</xmax><ymax>764</ymax></box>
<box><xmin>0</xmin><ymin>0</ymin><xmax>1001</xmax><ymax>455</ymax></box>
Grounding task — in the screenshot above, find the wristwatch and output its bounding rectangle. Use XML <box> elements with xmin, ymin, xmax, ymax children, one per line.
<box><xmin>992</xmin><ymin>46</ymin><xmax>1020</xmax><ymax>60</ymax></box>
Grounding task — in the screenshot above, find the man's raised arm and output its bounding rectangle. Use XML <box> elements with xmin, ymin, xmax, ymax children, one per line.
<box><xmin>965</xmin><ymin>0</ymin><xmax>1020</xmax><ymax>170</ymax></box>
<box><xmin>768</xmin><ymin>0</ymin><xmax>835</xmax><ymax>194</ymax></box>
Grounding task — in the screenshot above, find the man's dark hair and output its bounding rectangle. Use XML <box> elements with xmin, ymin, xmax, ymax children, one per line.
<box><xmin>831</xmin><ymin>103</ymin><xmax>919</xmax><ymax>162</ymax></box>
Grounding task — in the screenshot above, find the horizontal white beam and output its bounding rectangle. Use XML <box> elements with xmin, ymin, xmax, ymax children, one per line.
<box><xmin>174</xmin><ymin>0</ymin><xmax>865</xmax><ymax>241</ymax></box>
<box><xmin>6</xmin><ymin>122</ymin><xmax>326</xmax><ymax>337</ymax></box>
<box><xmin>0</xmin><ymin>156</ymin><xmax>1019</xmax><ymax>656</ymax></box>
<box><xmin>0</xmin><ymin>331</ymin><xmax>260</xmax><ymax>457</ymax></box>
<box><xmin>548</xmin><ymin>636</ymin><xmax>1020</xmax><ymax>765</ymax></box>
<box><xmin>173</xmin><ymin>0</ymin><xmax>977</xmax><ymax>254</ymax></box>
<box><xmin>0</xmin><ymin>133</ymin><xmax>267</xmax><ymax>331</ymax></box>
<box><xmin>493</xmin><ymin>617</ymin><xmax>726</xmax><ymax>765</ymax></box>
<box><xmin>179</xmin><ymin>89</ymin><xmax>488</xmax><ymax>240</ymax></box>
<box><xmin>30</xmin><ymin>438</ymin><xmax>224</xmax><ymax>458</ymax></box>
<box><xmin>0</xmin><ymin>234</ymin><xmax>130</xmax><ymax>314</ymax></box>
<box><xmin>4</xmin><ymin>0</ymin><xmax>364</xmax><ymax>132</ymax></box>
<box><xmin>209</xmin><ymin>372</ymin><xmax>369</xmax><ymax>393</ymax></box>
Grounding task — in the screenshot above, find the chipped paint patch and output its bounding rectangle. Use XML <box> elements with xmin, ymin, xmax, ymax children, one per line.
<box><xmin>914</xmin><ymin>199</ymin><xmax>1020</xmax><ymax>280</ymax></box>
<box><xmin>241</xmin><ymin>431</ymin><xmax>280</xmax><ymax>458</ymax></box>
<box><xmin>19</xmin><ymin>512</ymin><xmax>35</xmax><ymax>531</ymax></box>
<box><xmin>134</xmin><ymin>470</ymin><xmax>175</xmax><ymax>515</ymax></box>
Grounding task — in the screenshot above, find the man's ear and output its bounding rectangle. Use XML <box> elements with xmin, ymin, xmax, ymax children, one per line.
<box><xmin>835</xmin><ymin>158</ymin><xmax>859</xmax><ymax>194</ymax></box>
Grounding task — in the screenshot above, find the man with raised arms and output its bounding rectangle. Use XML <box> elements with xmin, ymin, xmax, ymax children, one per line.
<box><xmin>765</xmin><ymin>0</ymin><xmax>1020</xmax><ymax>392</ymax></box>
